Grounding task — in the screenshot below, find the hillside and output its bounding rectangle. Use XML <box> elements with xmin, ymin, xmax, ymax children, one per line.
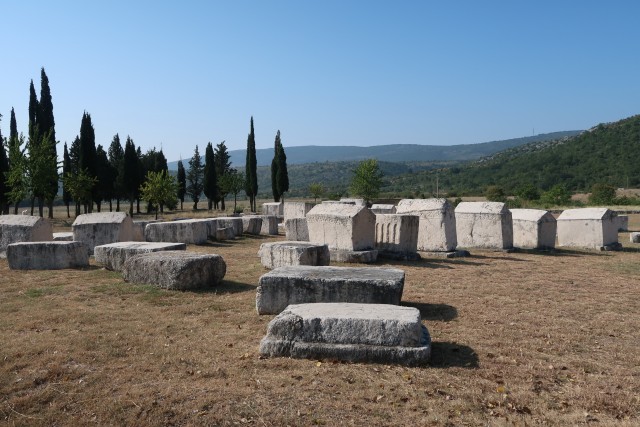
<box><xmin>390</xmin><ymin>115</ymin><xmax>640</xmax><ymax>196</ymax></box>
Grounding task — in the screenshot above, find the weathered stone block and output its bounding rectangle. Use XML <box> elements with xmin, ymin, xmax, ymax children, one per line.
<box><xmin>94</xmin><ymin>242</ymin><xmax>187</xmax><ymax>271</ymax></box>
<box><xmin>616</xmin><ymin>215</ymin><xmax>629</xmax><ymax>232</ymax></box>
<box><xmin>455</xmin><ymin>202</ymin><xmax>513</xmax><ymax>250</ymax></box>
<box><xmin>329</xmin><ymin>249</ymin><xmax>378</xmax><ymax>263</ymax></box>
<box><xmin>122</xmin><ymin>251</ymin><xmax>226</xmax><ymax>290</ymax></box>
<box><xmin>258</xmin><ymin>241</ymin><xmax>330</xmax><ymax>269</ymax></box>
<box><xmin>340</xmin><ymin>198</ymin><xmax>366</xmax><ymax>206</ymax></box>
<box><xmin>72</xmin><ymin>212</ymin><xmax>133</xmax><ymax>254</ymax></box>
<box><xmin>285</xmin><ymin>218</ymin><xmax>309</xmax><ymax>241</ymax></box>
<box><xmin>263</xmin><ymin>202</ymin><xmax>284</xmax><ymax>216</ymax></box>
<box><xmin>132</xmin><ymin>220</ymin><xmax>159</xmax><ymax>241</ymax></box>
<box><xmin>375</xmin><ymin>214</ymin><xmax>419</xmax><ymax>255</ymax></box>
<box><xmin>259</xmin><ymin>303</ymin><xmax>431</xmax><ymax>366</ymax></box>
<box><xmin>307</xmin><ymin>204</ymin><xmax>375</xmax><ymax>251</ymax></box>
<box><xmin>259</xmin><ymin>215</ymin><xmax>279</xmax><ymax>235</ymax></box>
<box><xmin>242</xmin><ymin>216</ymin><xmax>263</xmax><ymax>235</ymax></box>
<box><xmin>7</xmin><ymin>241</ymin><xmax>89</xmax><ymax>270</ymax></box>
<box><xmin>510</xmin><ymin>209</ymin><xmax>557</xmax><ymax>249</ymax></box>
<box><xmin>256</xmin><ymin>266</ymin><xmax>404</xmax><ymax>315</ymax></box>
<box><xmin>283</xmin><ymin>202</ymin><xmax>315</xmax><ymax>220</ymax></box>
<box><xmin>557</xmin><ymin>208</ymin><xmax>619</xmax><ymax>249</ymax></box>
<box><xmin>215</xmin><ymin>227</ymin><xmax>235</xmax><ymax>240</ymax></box>
<box><xmin>215</xmin><ymin>217</ymin><xmax>243</xmax><ymax>237</ymax></box>
<box><xmin>0</xmin><ymin>215</ymin><xmax>53</xmax><ymax>253</ymax></box>
<box><xmin>52</xmin><ymin>232</ymin><xmax>74</xmax><ymax>241</ymax></box>
<box><xmin>144</xmin><ymin>220</ymin><xmax>208</xmax><ymax>245</ymax></box>
<box><xmin>370</xmin><ymin>204</ymin><xmax>397</xmax><ymax>214</ymax></box>
<box><xmin>397</xmin><ymin>198</ymin><xmax>457</xmax><ymax>252</ymax></box>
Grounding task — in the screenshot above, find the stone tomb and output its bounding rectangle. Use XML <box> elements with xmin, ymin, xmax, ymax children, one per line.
<box><xmin>132</xmin><ymin>220</ymin><xmax>159</xmax><ymax>241</ymax></box>
<box><xmin>370</xmin><ymin>204</ymin><xmax>397</xmax><ymax>214</ymax></box>
<box><xmin>215</xmin><ymin>217</ymin><xmax>243</xmax><ymax>237</ymax></box>
<box><xmin>455</xmin><ymin>202</ymin><xmax>513</xmax><ymax>250</ymax></box>
<box><xmin>145</xmin><ymin>219</ymin><xmax>209</xmax><ymax>245</ymax></box>
<box><xmin>396</xmin><ymin>198</ymin><xmax>457</xmax><ymax>252</ymax></box>
<box><xmin>72</xmin><ymin>212</ymin><xmax>133</xmax><ymax>255</ymax></box>
<box><xmin>284</xmin><ymin>218</ymin><xmax>309</xmax><ymax>241</ymax></box>
<box><xmin>242</xmin><ymin>216</ymin><xmax>263</xmax><ymax>235</ymax></box>
<box><xmin>259</xmin><ymin>303</ymin><xmax>431</xmax><ymax>366</ymax></box>
<box><xmin>94</xmin><ymin>241</ymin><xmax>187</xmax><ymax>271</ymax></box>
<box><xmin>340</xmin><ymin>198</ymin><xmax>366</xmax><ymax>206</ymax></box>
<box><xmin>557</xmin><ymin>208</ymin><xmax>620</xmax><ymax>250</ymax></box>
<box><xmin>215</xmin><ymin>227</ymin><xmax>235</xmax><ymax>241</ymax></box>
<box><xmin>283</xmin><ymin>202</ymin><xmax>315</xmax><ymax>221</ymax></box>
<box><xmin>0</xmin><ymin>215</ymin><xmax>53</xmax><ymax>254</ymax></box>
<box><xmin>53</xmin><ymin>232</ymin><xmax>74</xmax><ymax>241</ymax></box>
<box><xmin>122</xmin><ymin>251</ymin><xmax>226</xmax><ymax>290</ymax></box>
<box><xmin>256</xmin><ymin>265</ymin><xmax>404</xmax><ymax>315</ymax></box>
<box><xmin>7</xmin><ymin>241</ymin><xmax>89</xmax><ymax>270</ymax></box>
<box><xmin>616</xmin><ymin>215</ymin><xmax>629</xmax><ymax>232</ymax></box>
<box><xmin>258</xmin><ymin>215</ymin><xmax>279</xmax><ymax>235</ymax></box>
<box><xmin>510</xmin><ymin>208</ymin><xmax>557</xmax><ymax>250</ymax></box>
<box><xmin>263</xmin><ymin>202</ymin><xmax>284</xmax><ymax>217</ymax></box>
<box><xmin>374</xmin><ymin>214</ymin><xmax>419</xmax><ymax>259</ymax></box>
<box><xmin>258</xmin><ymin>241</ymin><xmax>330</xmax><ymax>269</ymax></box>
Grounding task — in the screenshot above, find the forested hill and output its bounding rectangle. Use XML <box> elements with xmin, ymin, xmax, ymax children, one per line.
<box><xmin>390</xmin><ymin>115</ymin><xmax>640</xmax><ymax>195</ymax></box>
<box><xmin>167</xmin><ymin>131</ymin><xmax>580</xmax><ymax>170</ymax></box>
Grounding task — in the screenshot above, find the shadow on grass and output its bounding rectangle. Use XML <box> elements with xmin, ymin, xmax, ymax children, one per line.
<box><xmin>377</xmin><ymin>257</ymin><xmax>488</xmax><ymax>269</ymax></box>
<box><xmin>402</xmin><ymin>302</ymin><xmax>458</xmax><ymax>322</ymax></box>
<box><xmin>429</xmin><ymin>342</ymin><xmax>479</xmax><ymax>369</ymax></box>
<box><xmin>619</xmin><ymin>246</ymin><xmax>640</xmax><ymax>253</ymax></box>
<box><xmin>513</xmin><ymin>247</ymin><xmax>610</xmax><ymax>257</ymax></box>
<box><xmin>193</xmin><ymin>280</ymin><xmax>256</xmax><ymax>295</ymax></box>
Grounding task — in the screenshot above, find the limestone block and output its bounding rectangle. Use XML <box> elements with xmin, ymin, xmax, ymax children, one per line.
<box><xmin>263</xmin><ymin>202</ymin><xmax>284</xmax><ymax>216</ymax></box>
<box><xmin>7</xmin><ymin>241</ymin><xmax>89</xmax><ymax>270</ymax></box>
<box><xmin>329</xmin><ymin>249</ymin><xmax>378</xmax><ymax>263</ymax></box>
<box><xmin>630</xmin><ymin>232</ymin><xmax>640</xmax><ymax>243</ymax></box>
<box><xmin>371</xmin><ymin>204</ymin><xmax>397</xmax><ymax>214</ymax></box>
<box><xmin>215</xmin><ymin>227</ymin><xmax>235</xmax><ymax>240</ymax></box>
<box><xmin>132</xmin><ymin>220</ymin><xmax>159</xmax><ymax>241</ymax></box>
<box><xmin>215</xmin><ymin>217</ymin><xmax>243</xmax><ymax>237</ymax></box>
<box><xmin>306</xmin><ymin>204</ymin><xmax>376</xmax><ymax>251</ymax></box>
<box><xmin>258</xmin><ymin>241</ymin><xmax>330</xmax><ymax>269</ymax></box>
<box><xmin>122</xmin><ymin>251</ymin><xmax>226</xmax><ymax>290</ymax></box>
<box><xmin>259</xmin><ymin>215</ymin><xmax>279</xmax><ymax>235</ymax></box>
<box><xmin>259</xmin><ymin>303</ymin><xmax>431</xmax><ymax>366</ymax></box>
<box><xmin>617</xmin><ymin>215</ymin><xmax>629</xmax><ymax>231</ymax></box>
<box><xmin>375</xmin><ymin>214</ymin><xmax>419</xmax><ymax>255</ymax></box>
<box><xmin>510</xmin><ymin>209</ymin><xmax>557</xmax><ymax>249</ymax></box>
<box><xmin>397</xmin><ymin>198</ymin><xmax>457</xmax><ymax>252</ymax></box>
<box><xmin>285</xmin><ymin>218</ymin><xmax>309</xmax><ymax>241</ymax></box>
<box><xmin>283</xmin><ymin>202</ymin><xmax>315</xmax><ymax>220</ymax></box>
<box><xmin>455</xmin><ymin>202</ymin><xmax>513</xmax><ymax>249</ymax></box>
<box><xmin>340</xmin><ymin>198</ymin><xmax>366</xmax><ymax>206</ymax></box>
<box><xmin>72</xmin><ymin>212</ymin><xmax>133</xmax><ymax>254</ymax></box>
<box><xmin>94</xmin><ymin>241</ymin><xmax>187</xmax><ymax>271</ymax></box>
<box><xmin>557</xmin><ymin>208</ymin><xmax>619</xmax><ymax>249</ymax></box>
<box><xmin>0</xmin><ymin>215</ymin><xmax>53</xmax><ymax>253</ymax></box>
<box><xmin>256</xmin><ymin>265</ymin><xmax>404</xmax><ymax>315</ymax></box>
<box><xmin>144</xmin><ymin>220</ymin><xmax>208</xmax><ymax>245</ymax></box>
<box><xmin>53</xmin><ymin>232</ymin><xmax>74</xmax><ymax>241</ymax></box>
<box><xmin>242</xmin><ymin>216</ymin><xmax>263</xmax><ymax>235</ymax></box>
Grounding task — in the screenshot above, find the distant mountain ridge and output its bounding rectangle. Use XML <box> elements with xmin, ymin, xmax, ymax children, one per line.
<box><xmin>167</xmin><ymin>131</ymin><xmax>581</xmax><ymax>170</ymax></box>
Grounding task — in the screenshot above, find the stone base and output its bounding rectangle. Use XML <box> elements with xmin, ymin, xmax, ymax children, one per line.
<box><xmin>258</xmin><ymin>241</ymin><xmax>330</xmax><ymax>269</ymax></box>
<box><xmin>7</xmin><ymin>241</ymin><xmax>89</xmax><ymax>270</ymax></box>
<box><xmin>377</xmin><ymin>251</ymin><xmax>421</xmax><ymax>261</ymax></box>
<box><xmin>53</xmin><ymin>232</ymin><xmax>74</xmax><ymax>241</ymax></box>
<box><xmin>420</xmin><ymin>250</ymin><xmax>470</xmax><ymax>258</ymax></box>
<box><xmin>259</xmin><ymin>303</ymin><xmax>431</xmax><ymax>366</ymax></box>
<box><xmin>600</xmin><ymin>242</ymin><xmax>623</xmax><ymax>251</ymax></box>
<box><xmin>330</xmin><ymin>249</ymin><xmax>378</xmax><ymax>264</ymax></box>
<box><xmin>94</xmin><ymin>241</ymin><xmax>187</xmax><ymax>271</ymax></box>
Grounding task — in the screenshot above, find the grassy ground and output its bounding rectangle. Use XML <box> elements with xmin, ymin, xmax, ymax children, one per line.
<box><xmin>1</xmin><ymin>215</ymin><xmax>639</xmax><ymax>426</ymax></box>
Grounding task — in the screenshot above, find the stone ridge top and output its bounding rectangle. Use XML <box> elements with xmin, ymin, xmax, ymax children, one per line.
<box><xmin>557</xmin><ymin>207</ymin><xmax>613</xmax><ymax>220</ymax></box>
<box><xmin>510</xmin><ymin>208</ymin><xmax>554</xmax><ymax>222</ymax></box>
<box><xmin>455</xmin><ymin>201</ymin><xmax>508</xmax><ymax>215</ymax></box>
<box><xmin>307</xmin><ymin>203</ymin><xmax>369</xmax><ymax>218</ymax></box>
<box><xmin>263</xmin><ymin>265</ymin><xmax>404</xmax><ymax>281</ymax></box>
<box><xmin>72</xmin><ymin>212</ymin><xmax>129</xmax><ymax>225</ymax></box>
<box><xmin>397</xmin><ymin>198</ymin><xmax>451</xmax><ymax>213</ymax></box>
<box><xmin>0</xmin><ymin>215</ymin><xmax>47</xmax><ymax>226</ymax></box>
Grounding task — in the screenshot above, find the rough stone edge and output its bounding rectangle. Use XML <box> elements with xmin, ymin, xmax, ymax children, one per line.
<box><xmin>329</xmin><ymin>249</ymin><xmax>378</xmax><ymax>264</ymax></box>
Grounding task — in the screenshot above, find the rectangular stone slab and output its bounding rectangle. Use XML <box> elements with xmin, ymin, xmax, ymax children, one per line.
<box><xmin>215</xmin><ymin>217</ymin><xmax>243</xmax><ymax>237</ymax></box>
<box><xmin>285</xmin><ymin>218</ymin><xmax>309</xmax><ymax>241</ymax></box>
<box><xmin>258</xmin><ymin>241</ymin><xmax>330</xmax><ymax>269</ymax></box>
<box><xmin>260</xmin><ymin>303</ymin><xmax>431</xmax><ymax>366</ymax></box>
<box><xmin>259</xmin><ymin>215</ymin><xmax>279</xmax><ymax>235</ymax></box>
<box><xmin>256</xmin><ymin>266</ymin><xmax>404</xmax><ymax>314</ymax></box>
<box><xmin>242</xmin><ymin>216</ymin><xmax>263</xmax><ymax>235</ymax></box>
<box><xmin>94</xmin><ymin>241</ymin><xmax>187</xmax><ymax>271</ymax></box>
<box><xmin>72</xmin><ymin>212</ymin><xmax>133</xmax><ymax>254</ymax></box>
<box><xmin>144</xmin><ymin>220</ymin><xmax>208</xmax><ymax>245</ymax></box>
<box><xmin>7</xmin><ymin>241</ymin><xmax>89</xmax><ymax>270</ymax></box>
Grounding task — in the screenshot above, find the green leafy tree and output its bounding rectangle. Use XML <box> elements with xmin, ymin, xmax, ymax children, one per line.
<box><xmin>540</xmin><ymin>184</ymin><xmax>571</xmax><ymax>207</ymax></box>
<box><xmin>122</xmin><ymin>136</ymin><xmax>139</xmax><ymax>215</ymax></box>
<box><xmin>62</xmin><ymin>142</ymin><xmax>72</xmax><ymax>217</ymax></box>
<box><xmin>244</xmin><ymin>117</ymin><xmax>258</xmax><ymax>211</ymax></box>
<box><xmin>350</xmin><ymin>159</ymin><xmax>383</xmax><ymax>204</ymax></box>
<box><xmin>177</xmin><ymin>159</ymin><xmax>186</xmax><ymax>210</ymax></box>
<box><xmin>63</xmin><ymin>169</ymin><xmax>97</xmax><ymax>211</ymax></box>
<box><xmin>220</xmin><ymin>170</ymin><xmax>244</xmax><ymax>214</ymax></box>
<box><xmin>139</xmin><ymin>170</ymin><xmax>178</xmax><ymax>219</ymax></box>
<box><xmin>203</xmin><ymin>142</ymin><xmax>218</xmax><ymax>210</ymax></box>
<box><xmin>515</xmin><ymin>183</ymin><xmax>540</xmax><ymax>201</ymax></box>
<box><xmin>589</xmin><ymin>183</ymin><xmax>616</xmax><ymax>205</ymax></box>
<box><xmin>214</xmin><ymin>141</ymin><xmax>232</xmax><ymax>210</ymax></box>
<box><xmin>309</xmin><ymin>182</ymin><xmax>325</xmax><ymax>203</ymax></box>
<box><xmin>108</xmin><ymin>134</ymin><xmax>124</xmax><ymax>211</ymax></box>
<box><xmin>26</xmin><ymin>130</ymin><xmax>58</xmax><ymax>217</ymax></box>
<box><xmin>485</xmin><ymin>185</ymin><xmax>506</xmax><ymax>202</ymax></box>
<box><xmin>187</xmin><ymin>145</ymin><xmax>204</xmax><ymax>209</ymax></box>
<box><xmin>6</xmin><ymin>134</ymin><xmax>27</xmax><ymax>214</ymax></box>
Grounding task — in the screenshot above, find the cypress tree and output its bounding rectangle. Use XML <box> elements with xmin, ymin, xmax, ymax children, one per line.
<box><xmin>62</xmin><ymin>142</ymin><xmax>71</xmax><ymax>217</ymax></box>
<box><xmin>28</xmin><ymin>80</ymin><xmax>39</xmax><ymax>215</ymax></box>
<box><xmin>7</xmin><ymin>108</ymin><xmax>19</xmax><ymax>213</ymax></box>
<box><xmin>78</xmin><ymin>112</ymin><xmax>97</xmax><ymax>212</ymax></box>
<box><xmin>69</xmin><ymin>136</ymin><xmax>81</xmax><ymax>215</ymax></box>
<box><xmin>203</xmin><ymin>142</ymin><xmax>217</xmax><ymax>210</ymax></box>
<box><xmin>214</xmin><ymin>141</ymin><xmax>231</xmax><ymax>210</ymax></box>
<box><xmin>123</xmin><ymin>136</ymin><xmax>138</xmax><ymax>215</ymax></box>
<box><xmin>136</xmin><ymin>146</ymin><xmax>144</xmax><ymax>213</ymax></box>
<box><xmin>38</xmin><ymin>68</ymin><xmax>58</xmax><ymax>218</ymax></box>
<box><xmin>177</xmin><ymin>159</ymin><xmax>186</xmax><ymax>210</ymax></box>
<box><xmin>0</xmin><ymin>115</ymin><xmax>8</xmax><ymax>213</ymax></box>
<box><xmin>271</xmin><ymin>135</ymin><xmax>279</xmax><ymax>202</ymax></box>
<box><xmin>186</xmin><ymin>145</ymin><xmax>204</xmax><ymax>210</ymax></box>
<box><xmin>275</xmin><ymin>130</ymin><xmax>289</xmax><ymax>202</ymax></box>
<box><xmin>244</xmin><ymin>117</ymin><xmax>258</xmax><ymax>211</ymax></box>
<box><xmin>108</xmin><ymin>134</ymin><xmax>124</xmax><ymax>211</ymax></box>
<box><xmin>94</xmin><ymin>145</ymin><xmax>112</xmax><ymax>212</ymax></box>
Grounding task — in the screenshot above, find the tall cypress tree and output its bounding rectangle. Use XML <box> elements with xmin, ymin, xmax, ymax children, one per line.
<box><xmin>203</xmin><ymin>142</ymin><xmax>217</xmax><ymax>210</ymax></box>
<box><xmin>186</xmin><ymin>145</ymin><xmax>204</xmax><ymax>210</ymax></box>
<box><xmin>108</xmin><ymin>134</ymin><xmax>124</xmax><ymax>211</ymax></box>
<box><xmin>271</xmin><ymin>133</ymin><xmax>279</xmax><ymax>202</ymax></box>
<box><xmin>78</xmin><ymin>112</ymin><xmax>97</xmax><ymax>213</ymax></box>
<box><xmin>69</xmin><ymin>136</ymin><xmax>81</xmax><ymax>215</ymax></box>
<box><xmin>122</xmin><ymin>136</ymin><xmax>138</xmax><ymax>215</ymax></box>
<box><xmin>62</xmin><ymin>142</ymin><xmax>71</xmax><ymax>217</ymax></box>
<box><xmin>9</xmin><ymin>108</ymin><xmax>18</xmax><ymax>144</ymax></box>
<box><xmin>244</xmin><ymin>117</ymin><xmax>258</xmax><ymax>211</ymax></box>
<box><xmin>28</xmin><ymin>80</ymin><xmax>39</xmax><ymax>215</ymax></box>
<box><xmin>177</xmin><ymin>159</ymin><xmax>186</xmax><ymax>210</ymax></box>
<box><xmin>0</xmin><ymin>115</ymin><xmax>9</xmax><ymax>213</ymax></box>
<box><xmin>38</xmin><ymin>68</ymin><xmax>58</xmax><ymax>218</ymax></box>
<box><xmin>215</xmin><ymin>141</ymin><xmax>231</xmax><ymax>210</ymax></box>
<box><xmin>275</xmin><ymin>130</ymin><xmax>289</xmax><ymax>202</ymax></box>
<box><xmin>94</xmin><ymin>145</ymin><xmax>112</xmax><ymax>212</ymax></box>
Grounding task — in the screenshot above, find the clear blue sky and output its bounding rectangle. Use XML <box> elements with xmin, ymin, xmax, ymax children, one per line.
<box><xmin>1</xmin><ymin>1</ymin><xmax>639</xmax><ymax>163</ymax></box>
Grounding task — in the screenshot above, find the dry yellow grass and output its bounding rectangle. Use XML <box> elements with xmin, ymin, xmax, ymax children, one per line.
<box><xmin>1</xmin><ymin>217</ymin><xmax>640</xmax><ymax>426</ymax></box>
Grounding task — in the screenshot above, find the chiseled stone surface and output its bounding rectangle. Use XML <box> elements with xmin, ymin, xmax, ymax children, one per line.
<box><xmin>396</xmin><ymin>198</ymin><xmax>457</xmax><ymax>252</ymax></box>
<box><xmin>283</xmin><ymin>202</ymin><xmax>315</xmax><ymax>220</ymax></box>
<box><xmin>263</xmin><ymin>202</ymin><xmax>284</xmax><ymax>216</ymax></box>
<box><xmin>258</xmin><ymin>241</ymin><xmax>330</xmax><ymax>269</ymax></box>
<box><xmin>259</xmin><ymin>215</ymin><xmax>279</xmax><ymax>235</ymax></box>
<box><xmin>455</xmin><ymin>202</ymin><xmax>513</xmax><ymax>250</ymax></box>
<box><xmin>122</xmin><ymin>251</ymin><xmax>226</xmax><ymax>290</ymax></box>
<box><xmin>375</xmin><ymin>214</ymin><xmax>419</xmax><ymax>255</ymax></box>
<box><xmin>132</xmin><ymin>220</ymin><xmax>159</xmax><ymax>241</ymax></box>
<box><xmin>72</xmin><ymin>212</ymin><xmax>133</xmax><ymax>254</ymax></box>
<box><xmin>0</xmin><ymin>215</ymin><xmax>53</xmax><ymax>253</ymax></box>
<box><xmin>53</xmin><ymin>232</ymin><xmax>74</xmax><ymax>241</ymax></box>
<box><xmin>215</xmin><ymin>227</ymin><xmax>235</xmax><ymax>241</ymax></box>
<box><xmin>94</xmin><ymin>241</ymin><xmax>187</xmax><ymax>271</ymax></box>
<box><xmin>510</xmin><ymin>209</ymin><xmax>557</xmax><ymax>250</ymax></box>
<box><xmin>260</xmin><ymin>303</ymin><xmax>431</xmax><ymax>366</ymax></box>
<box><xmin>215</xmin><ymin>217</ymin><xmax>243</xmax><ymax>237</ymax></box>
<box><xmin>242</xmin><ymin>216</ymin><xmax>263</xmax><ymax>235</ymax></box>
<box><xmin>370</xmin><ymin>204</ymin><xmax>397</xmax><ymax>215</ymax></box>
<box><xmin>306</xmin><ymin>204</ymin><xmax>375</xmax><ymax>251</ymax></box>
<box><xmin>285</xmin><ymin>218</ymin><xmax>309</xmax><ymax>241</ymax></box>
<box><xmin>144</xmin><ymin>220</ymin><xmax>209</xmax><ymax>245</ymax></box>
<box><xmin>557</xmin><ymin>208</ymin><xmax>619</xmax><ymax>249</ymax></box>
<box><xmin>7</xmin><ymin>241</ymin><xmax>89</xmax><ymax>270</ymax></box>
<box><xmin>329</xmin><ymin>249</ymin><xmax>378</xmax><ymax>264</ymax></box>
<box><xmin>256</xmin><ymin>265</ymin><xmax>404</xmax><ymax>315</ymax></box>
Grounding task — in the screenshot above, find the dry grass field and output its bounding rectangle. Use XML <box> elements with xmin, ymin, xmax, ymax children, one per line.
<box><xmin>1</xmin><ymin>211</ymin><xmax>640</xmax><ymax>426</ymax></box>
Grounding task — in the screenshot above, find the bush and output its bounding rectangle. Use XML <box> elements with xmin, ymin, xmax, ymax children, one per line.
<box><xmin>516</xmin><ymin>183</ymin><xmax>540</xmax><ymax>201</ymax></box>
<box><xmin>540</xmin><ymin>184</ymin><xmax>571</xmax><ymax>207</ymax></box>
<box><xmin>485</xmin><ymin>185</ymin><xmax>506</xmax><ymax>202</ymax></box>
<box><xmin>589</xmin><ymin>183</ymin><xmax>616</xmax><ymax>205</ymax></box>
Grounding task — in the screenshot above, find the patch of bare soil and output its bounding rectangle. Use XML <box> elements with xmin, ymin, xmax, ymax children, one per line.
<box><xmin>1</xmin><ymin>229</ymin><xmax>640</xmax><ymax>425</ymax></box>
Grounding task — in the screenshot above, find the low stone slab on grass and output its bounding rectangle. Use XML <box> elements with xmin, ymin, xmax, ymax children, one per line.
<box><xmin>630</xmin><ymin>232</ymin><xmax>640</xmax><ymax>243</ymax></box>
<box><xmin>7</xmin><ymin>241</ymin><xmax>89</xmax><ymax>270</ymax></box>
<box><xmin>94</xmin><ymin>241</ymin><xmax>187</xmax><ymax>271</ymax></box>
<box><xmin>216</xmin><ymin>227</ymin><xmax>235</xmax><ymax>240</ymax></box>
<box><xmin>256</xmin><ymin>265</ymin><xmax>404</xmax><ymax>315</ymax></box>
<box><xmin>258</xmin><ymin>241</ymin><xmax>330</xmax><ymax>269</ymax></box>
<box><xmin>122</xmin><ymin>251</ymin><xmax>226</xmax><ymax>290</ymax></box>
<box><xmin>144</xmin><ymin>220</ymin><xmax>209</xmax><ymax>245</ymax></box>
<box><xmin>329</xmin><ymin>249</ymin><xmax>378</xmax><ymax>264</ymax></box>
<box><xmin>52</xmin><ymin>232</ymin><xmax>74</xmax><ymax>241</ymax></box>
<box><xmin>259</xmin><ymin>303</ymin><xmax>431</xmax><ymax>366</ymax></box>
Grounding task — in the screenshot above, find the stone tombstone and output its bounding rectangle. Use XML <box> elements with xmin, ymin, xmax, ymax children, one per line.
<box><xmin>340</xmin><ymin>198</ymin><xmax>366</xmax><ymax>207</ymax></box>
<box><xmin>510</xmin><ymin>209</ymin><xmax>557</xmax><ymax>250</ymax></box>
<box><xmin>0</xmin><ymin>215</ymin><xmax>53</xmax><ymax>254</ymax></box>
<box><xmin>557</xmin><ymin>208</ymin><xmax>619</xmax><ymax>249</ymax></box>
<box><xmin>241</xmin><ymin>215</ymin><xmax>263</xmax><ymax>235</ymax></box>
<box><xmin>262</xmin><ymin>202</ymin><xmax>284</xmax><ymax>216</ymax></box>
<box><xmin>396</xmin><ymin>198</ymin><xmax>457</xmax><ymax>252</ymax></box>
<box><xmin>455</xmin><ymin>202</ymin><xmax>513</xmax><ymax>250</ymax></box>
<box><xmin>370</xmin><ymin>204</ymin><xmax>397</xmax><ymax>215</ymax></box>
<box><xmin>72</xmin><ymin>212</ymin><xmax>133</xmax><ymax>255</ymax></box>
<box><xmin>94</xmin><ymin>241</ymin><xmax>187</xmax><ymax>272</ymax></box>
<box><xmin>616</xmin><ymin>215</ymin><xmax>629</xmax><ymax>232</ymax></box>
<box><xmin>132</xmin><ymin>220</ymin><xmax>159</xmax><ymax>241</ymax></box>
<box><xmin>306</xmin><ymin>203</ymin><xmax>376</xmax><ymax>251</ymax></box>
<box><xmin>630</xmin><ymin>232</ymin><xmax>640</xmax><ymax>243</ymax></box>
<box><xmin>215</xmin><ymin>217</ymin><xmax>243</xmax><ymax>237</ymax></box>
<box><xmin>283</xmin><ymin>202</ymin><xmax>315</xmax><ymax>221</ymax></box>
<box><xmin>285</xmin><ymin>218</ymin><xmax>309</xmax><ymax>241</ymax></box>
<box><xmin>375</xmin><ymin>214</ymin><xmax>419</xmax><ymax>255</ymax></box>
<box><xmin>52</xmin><ymin>232</ymin><xmax>74</xmax><ymax>242</ymax></box>
<box><xmin>258</xmin><ymin>241</ymin><xmax>330</xmax><ymax>269</ymax></box>
<box><xmin>144</xmin><ymin>219</ymin><xmax>209</xmax><ymax>245</ymax></box>
<box><xmin>7</xmin><ymin>241</ymin><xmax>89</xmax><ymax>270</ymax></box>
<box><xmin>259</xmin><ymin>215</ymin><xmax>279</xmax><ymax>235</ymax></box>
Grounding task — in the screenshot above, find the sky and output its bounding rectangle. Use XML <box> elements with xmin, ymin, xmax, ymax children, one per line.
<box><xmin>1</xmin><ymin>1</ymin><xmax>639</xmax><ymax>163</ymax></box>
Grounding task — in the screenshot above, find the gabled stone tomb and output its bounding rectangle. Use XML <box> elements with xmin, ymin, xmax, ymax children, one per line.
<box><xmin>374</xmin><ymin>214</ymin><xmax>419</xmax><ymax>257</ymax></box>
<box><xmin>306</xmin><ymin>203</ymin><xmax>375</xmax><ymax>251</ymax></box>
<box><xmin>283</xmin><ymin>202</ymin><xmax>315</xmax><ymax>221</ymax></box>
<box><xmin>396</xmin><ymin>198</ymin><xmax>457</xmax><ymax>252</ymax></box>
<box><xmin>0</xmin><ymin>215</ymin><xmax>53</xmax><ymax>253</ymax></box>
<box><xmin>455</xmin><ymin>202</ymin><xmax>513</xmax><ymax>249</ymax></box>
<box><xmin>510</xmin><ymin>208</ymin><xmax>557</xmax><ymax>249</ymax></box>
<box><xmin>557</xmin><ymin>208</ymin><xmax>619</xmax><ymax>250</ymax></box>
